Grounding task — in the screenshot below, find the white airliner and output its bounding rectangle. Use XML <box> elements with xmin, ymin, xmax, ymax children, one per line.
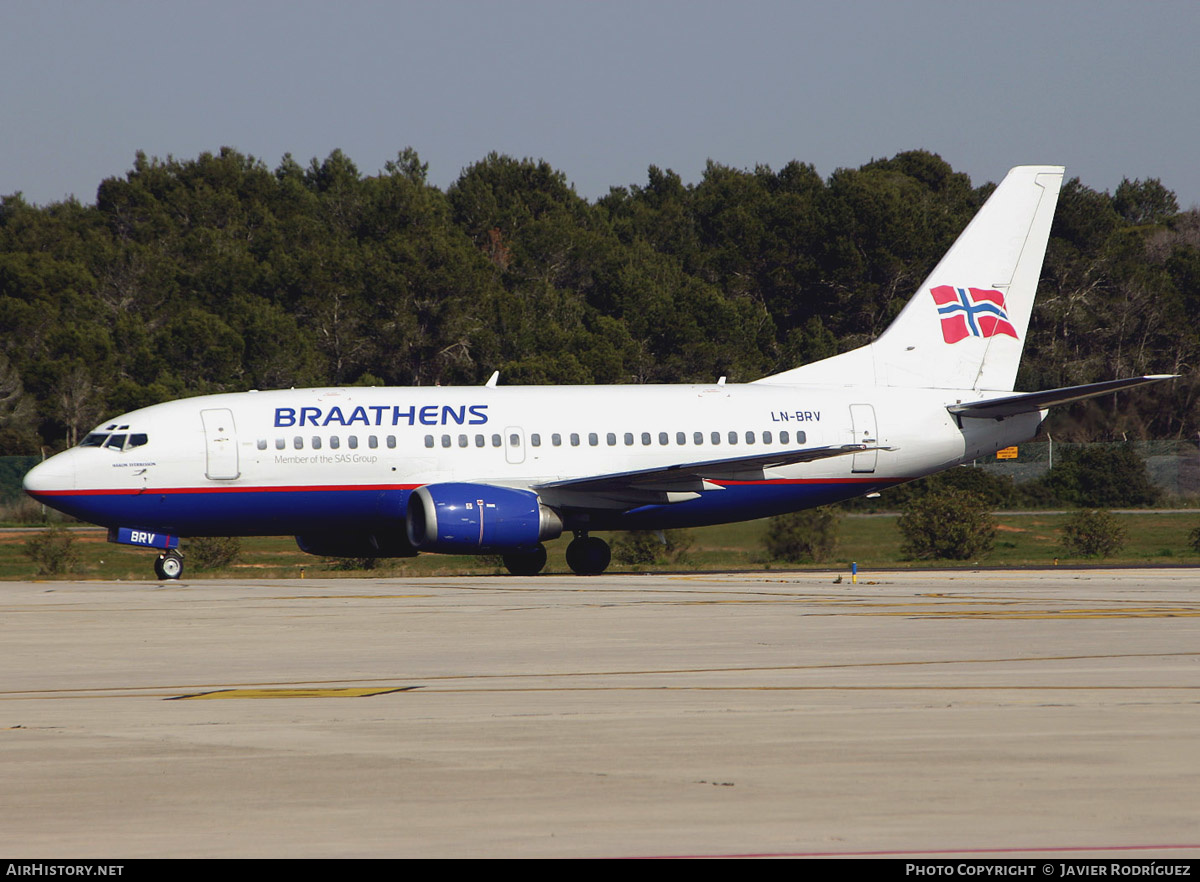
<box><xmin>23</xmin><ymin>165</ymin><xmax>1172</xmax><ymax>579</ymax></box>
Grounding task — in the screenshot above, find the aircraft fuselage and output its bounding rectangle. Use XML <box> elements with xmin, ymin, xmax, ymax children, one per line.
<box><xmin>24</xmin><ymin>383</ymin><xmax>1041</xmax><ymax>537</ymax></box>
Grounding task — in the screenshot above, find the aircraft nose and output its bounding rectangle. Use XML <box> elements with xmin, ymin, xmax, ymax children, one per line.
<box><xmin>23</xmin><ymin>452</ymin><xmax>76</xmax><ymax>496</ymax></box>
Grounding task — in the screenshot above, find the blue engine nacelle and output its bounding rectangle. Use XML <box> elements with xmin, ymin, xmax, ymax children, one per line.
<box><xmin>405</xmin><ymin>483</ymin><xmax>563</xmax><ymax>553</ymax></box>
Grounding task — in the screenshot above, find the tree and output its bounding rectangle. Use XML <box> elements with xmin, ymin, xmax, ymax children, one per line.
<box><xmin>1060</xmin><ymin>509</ymin><xmax>1126</xmax><ymax>558</ymax></box>
<box><xmin>763</xmin><ymin>507</ymin><xmax>840</xmax><ymax>563</ymax></box>
<box><xmin>186</xmin><ymin>537</ymin><xmax>242</xmax><ymax>571</ymax></box>
<box><xmin>24</xmin><ymin>525</ymin><xmax>80</xmax><ymax>576</ymax></box>
<box><xmin>0</xmin><ymin>354</ymin><xmax>37</xmax><ymax>453</ymax></box>
<box><xmin>1113</xmin><ymin>178</ymin><xmax>1178</xmax><ymax>226</ymax></box>
<box><xmin>898</xmin><ymin>489</ymin><xmax>995</xmax><ymax>561</ymax></box>
<box><xmin>611</xmin><ymin>530</ymin><xmax>693</xmax><ymax>567</ymax></box>
<box><xmin>1037</xmin><ymin>445</ymin><xmax>1160</xmax><ymax>508</ymax></box>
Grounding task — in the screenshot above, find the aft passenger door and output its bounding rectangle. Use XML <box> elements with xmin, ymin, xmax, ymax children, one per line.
<box><xmin>849</xmin><ymin>404</ymin><xmax>878</xmax><ymax>474</ymax></box>
<box><xmin>201</xmin><ymin>408</ymin><xmax>240</xmax><ymax>480</ymax></box>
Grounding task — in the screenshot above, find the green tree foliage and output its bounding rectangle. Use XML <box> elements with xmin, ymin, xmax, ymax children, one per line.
<box><xmin>1189</xmin><ymin>524</ymin><xmax>1200</xmax><ymax>554</ymax></box>
<box><xmin>862</xmin><ymin>466</ymin><xmax>1017</xmax><ymax>512</ymax></box>
<box><xmin>1036</xmin><ymin>445</ymin><xmax>1160</xmax><ymax>508</ymax></box>
<box><xmin>898</xmin><ymin>489</ymin><xmax>996</xmax><ymax>561</ymax></box>
<box><xmin>763</xmin><ymin>507</ymin><xmax>840</xmax><ymax>563</ymax></box>
<box><xmin>611</xmin><ymin>529</ymin><xmax>693</xmax><ymax>567</ymax></box>
<box><xmin>186</xmin><ymin>537</ymin><xmax>242</xmax><ymax>571</ymax></box>
<box><xmin>0</xmin><ymin>148</ymin><xmax>1193</xmax><ymax>451</ymax></box>
<box><xmin>1060</xmin><ymin>509</ymin><xmax>1126</xmax><ymax>558</ymax></box>
<box><xmin>24</xmin><ymin>524</ymin><xmax>80</xmax><ymax>575</ymax></box>
<box><xmin>328</xmin><ymin>556</ymin><xmax>379</xmax><ymax>571</ymax></box>
<box><xmin>1113</xmin><ymin>178</ymin><xmax>1178</xmax><ymax>226</ymax></box>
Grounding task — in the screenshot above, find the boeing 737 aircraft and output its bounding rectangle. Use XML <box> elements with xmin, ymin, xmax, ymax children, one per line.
<box><xmin>23</xmin><ymin>166</ymin><xmax>1173</xmax><ymax>579</ymax></box>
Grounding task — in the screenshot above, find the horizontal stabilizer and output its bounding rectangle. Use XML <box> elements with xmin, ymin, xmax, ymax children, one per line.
<box><xmin>947</xmin><ymin>375</ymin><xmax>1177</xmax><ymax>419</ymax></box>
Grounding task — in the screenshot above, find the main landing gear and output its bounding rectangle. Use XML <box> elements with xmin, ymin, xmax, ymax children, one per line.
<box><xmin>154</xmin><ymin>550</ymin><xmax>184</xmax><ymax>581</ymax></box>
<box><xmin>565</xmin><ymin>532</ymin><xmax>610</xmax><ymax>576</ymax></box>
<box><xmin>502</xmin><ymin>543</ymin><xmax>548</xmax><ymax>576</ymax></box>
<box><xmin>499</xmin><ymin>534</ymin><xmax>612</xmax><ymax>576</ymax></box>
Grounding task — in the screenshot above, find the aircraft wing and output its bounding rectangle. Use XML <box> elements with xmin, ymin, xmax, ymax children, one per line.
<box><xmin>947</xmin><ymin>375</ymin><xmax>1177</xmax><ymax>419</ymax></box>
<box><xmin>533</xmin><ymin>445</ymin><xmax>882</xmax><ymax>509</ymax></box>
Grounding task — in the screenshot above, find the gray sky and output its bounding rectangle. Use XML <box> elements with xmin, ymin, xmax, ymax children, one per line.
<box><xmin>2</xmin><ymin>0</ymin><xmax>1198</xmax><ymax>208</ymax></box>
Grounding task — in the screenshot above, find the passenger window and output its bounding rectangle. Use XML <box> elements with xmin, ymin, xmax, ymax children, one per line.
<box><xmin>552</xmin><ymin>433</ymin><xmax>562</xmax><ymax>447</ymax></box>
<box><xmin>797</xmin><ymin>431</ymin><xmax>807</xmax><ymax>444</ymax></box>
<box><xmin>693</xmin><ymin>432</ymin><xmax>703</xmax><ymax>445</ymax></box>
<box><xmin>387</xmin><ymin>436</ymin><xmax>397</xmax><ymax>449</ymax></box>
<box><xmin>658</xmin><ymin>432</ymin><xmax>668</xmax><ymax>445</ymax></box>
<box><xmin>728</xmin><ymin>431</ymin><xmax>738</xmax><ymax>445</ymax></box>
<box><xmin>257</xmin><ymin>439</ymin><xmax>267</xmax><ymax>451</ymax></box>
<box><xmin>424</xmin><ymin>435</ymin><xmax>434</xmax><ymax>448</ymax></box>
<box><xmin>475</xmin><ymin>434</ymin><xmax>485</xmax><ymax>447</ymax></box>
<box><xmin>780</xmin><ymin>430</ymin><xmax>790</xmax><ymax>444</ymax></box>
<box><xmin>492</xmin><ymin>434</ymin><xmax>502</xmax><ymax>447</ymax></box>
<box><xmin>763</xmin><ymin>431</ymin><xmax>772</xmax><ymax>444</ymax></box>
<box><xmin>676</xmin><ymin>432</ymin><xmax>686</xmax><ymax>445</ymax></box>
<box><xmin>510</xmin><ymin>433</ymin><xmax>521</xmax><ymax>447</ymax></box>
<box><xmin>458</xmin><ymin>434</ymin><xmax>468</xmax><ymax>448</ymax></box>
<box><xmin>312</xmin><ymin>436</ymin><xmax>322</xmax><ymax>450</ymax></box>
<box><xmin>641</xmin><ymin>432</ymin><xmax>651</xmax><ymax>446</ymax></box>
<box><xmin>369</xmin><ymin>436</ymin><xmax>378</xmax><ymax>449</ymax></box>
<box><xmin>531</xmin><ymin>434</ymin><xmax>541</xmax><ymax>447</ymax></box>
<box><xmin>348</xmin><ymin>436</ymin><xmax>358</xmax><ymax>450</ymax></box>
<box><xmin>441</xmin><ymin>435</ymin><xmax>451</xmax><ymax>448</ymax></box>
<box><xmin>745</xmin><ymin>431</ymin><xmax>755</xmax><ymax>444</ymax></box>
<box><xmin>606</xmin><ymin>432</ymin><xmax>616</xmax><ymax>446</ymax></box>
<box><xmin>624</xmin><ymin>432</ymin><xmax>634</xmax><ymax>446</ymax></box>
<box><xmin>330</xmin><ymin>436</ymin><xmax>340</xmax><ymax>449</ymax></box>
<box><xmin>570</xmin><ymin>433</ymin><xmax>580</xmax><ymax>447</ymax></box>
<box><xmin>588</xmin><ymin>432</ymin><xmax>598</xmax><ymax>446</ymax></box>
<box><xmin>711</xmin><ymin>432</ymin><xmax>721</xmax><ymax>445</ymax></box>
<box><xmin>276</xmin><ymin>438</ymin><xmax>286</xmax><ymax>450</ymax></box>
<box><xmin>294</xmin><ymin>436</ymin><xmax>303</xmax><ymax>449</ymax></box>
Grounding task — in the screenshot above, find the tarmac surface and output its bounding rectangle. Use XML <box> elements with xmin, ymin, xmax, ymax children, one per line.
<box><xmin>2</xmin><ymin>568</ymin><xmax>1199</xmax><ymax>858</ymax></box>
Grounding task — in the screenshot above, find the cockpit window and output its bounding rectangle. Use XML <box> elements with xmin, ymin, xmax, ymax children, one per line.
<box><xmin>79</xmin><ymin>432</ymin><xmax>149</xmax><ymax>451</ymax></box>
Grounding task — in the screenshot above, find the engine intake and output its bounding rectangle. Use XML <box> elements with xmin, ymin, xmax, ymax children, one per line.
<box><xmin>406</xmin><ymin>483</ymin><xmax>562</xmax><ymax>553</ymax></box>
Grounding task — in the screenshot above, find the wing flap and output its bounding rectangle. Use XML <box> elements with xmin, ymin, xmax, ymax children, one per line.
<box><xmin>534</xmin><ymin>444</ymin><xmax>884</xmax><ymax>508</ymax></box>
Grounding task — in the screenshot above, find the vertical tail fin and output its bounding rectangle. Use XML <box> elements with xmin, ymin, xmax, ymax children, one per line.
<box><xmin>757</xmin><ymin>165</ymin><xmax>1065</xmax><ymax>391</ymax></box>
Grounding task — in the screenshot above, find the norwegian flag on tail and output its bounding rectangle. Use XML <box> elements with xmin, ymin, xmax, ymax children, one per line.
<box><xmin>930</xmin><ymin>285</ymin><xmax>1019</xmax><ymax>344</ymax></box>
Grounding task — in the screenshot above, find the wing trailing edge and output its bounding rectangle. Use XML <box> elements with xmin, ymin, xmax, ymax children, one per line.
<box><xmin>533</xmin><ymin>444</ymin><xmax>889</xmax><ymax>509</ymax></box>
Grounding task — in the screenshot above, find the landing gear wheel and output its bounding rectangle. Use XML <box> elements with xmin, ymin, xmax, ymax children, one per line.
<box><xmin>503</xmin><ymin>544</ymin><xmax>547</xmax><ymax>576</ymax></box>
<box><xmin>565</xmin><ymin>535</ymin><xmax>610</xmax><ymax>576</ymax></box>
<box><xmin>154</xmin><ymin>551</ymin><xmax>183</xmax><ymax>581</ymax></box>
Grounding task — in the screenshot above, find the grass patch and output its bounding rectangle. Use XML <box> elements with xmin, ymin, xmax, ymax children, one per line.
<box><xmin>3</xmin><ymin>511</ymin><xmax>1200</xmax><ymax>580</ymax></box>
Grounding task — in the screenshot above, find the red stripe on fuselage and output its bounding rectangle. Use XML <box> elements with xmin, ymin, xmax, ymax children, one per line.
<box><xmin>28</xmin><ymin>483</ymin><xmax>424</xmax><ymax>497</ymax></box>
<box><xmin>31</xmin><ymin>477</ymin><xmax>912</xmax><ymax>498</ymax></box>
<box><xmin>711</xmin><ymin>477</ymin><xmax>906</xmax><ymax>486</ymax></box>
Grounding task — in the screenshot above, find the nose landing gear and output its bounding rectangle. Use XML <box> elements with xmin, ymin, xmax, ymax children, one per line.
<box><xmin>154</xmin><ymin>550</ymin><xmax>184</xmax><ymax>581</ymax></box>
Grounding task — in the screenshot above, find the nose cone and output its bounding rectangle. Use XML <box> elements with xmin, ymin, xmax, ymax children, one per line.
<box><xmin>23</xmin><ymin>452</ymin><xmax>76</xmax><ymax>497</ymax></box>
